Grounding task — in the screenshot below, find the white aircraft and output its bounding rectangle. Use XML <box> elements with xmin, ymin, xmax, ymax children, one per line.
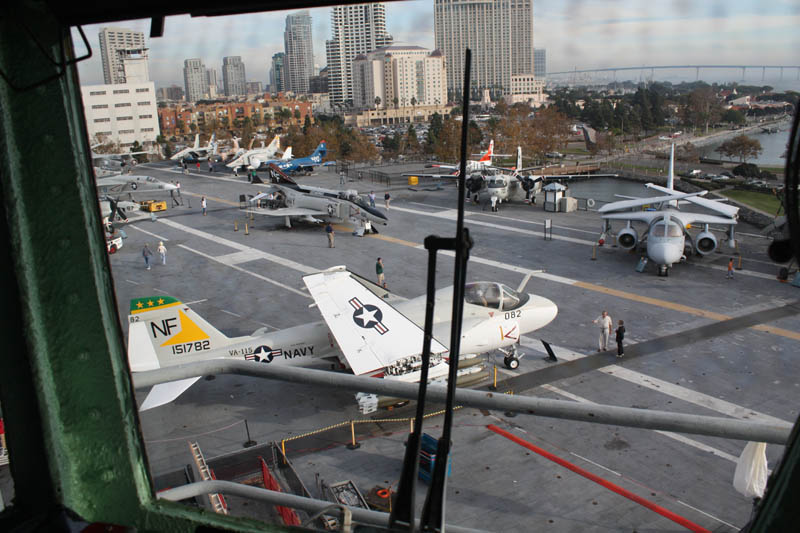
<box><xmin>598</xmin><ymin>144</ymin><xmax>739</xmax><ymax>276</ymax></box>
<box><xmin>97</xmin><ymin>174</ymin><xmax>177</xmax><ymax>222</ymax></box>
<box><xmin>403</xmin><ymin>140</ymin><xmax>505</xmax><ymax>180</ymax></box>
<box><xmin>246</xmin><ymin>145</ymin><xmax>293</xmax><ymax>170</ymax></box>
<box><xmin>127</xmin><ymin>267</ymin><xmax>558</xmax><ymax>410</ymax></box>
<box><xmin>169</xmin><ymin>134</ymin><xmax>216</xmax><ymax>162</ymax></box>
<box><xmin>246</xmin><ymin>163</ymin><xmax>386</xmax><ymax>229</ymax></box>
<box><xmin>226</xmin><ymin>134</ymin><xmax>281</xmax><ymax>170</ymax></box>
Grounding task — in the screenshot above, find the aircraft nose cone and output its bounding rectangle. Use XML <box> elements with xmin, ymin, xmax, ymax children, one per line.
<box><xmin>527</xmin><ymin>294</ymin><xmax>558</xmax><ymax>328</ymax></box>
<box><xmin>648</xmin><ymin>242</ymin><xmax>682</xmax><ymax>267</ymax></box>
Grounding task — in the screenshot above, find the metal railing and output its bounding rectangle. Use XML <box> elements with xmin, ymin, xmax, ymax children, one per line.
<box><xmin>133</xmin><ymin>361</ymin><xmax>793</xmax><ymax>444</ymax></box>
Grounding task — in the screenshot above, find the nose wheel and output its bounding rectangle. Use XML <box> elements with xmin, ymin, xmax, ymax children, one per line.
<box><xmin>499</xmin><ymin>346</ymin><xmax>523</xmax><ymax>370</ymax></box>
<box><xmin>658</xmin><ymin>265</ymin><xmax>670</xmax><ymax>277</ymax></box>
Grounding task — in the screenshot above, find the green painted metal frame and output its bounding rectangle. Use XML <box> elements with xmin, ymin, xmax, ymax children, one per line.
<box><xmin>0</xmin><ymin>2</ymin><xmax>285</xmax><ymax>530</ymax></box>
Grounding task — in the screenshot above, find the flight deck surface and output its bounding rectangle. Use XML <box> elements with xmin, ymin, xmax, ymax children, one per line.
<box><xmin>110</xmin><ymin>161</ymin><xmax>799</xmax><ymax>532</ymax></box>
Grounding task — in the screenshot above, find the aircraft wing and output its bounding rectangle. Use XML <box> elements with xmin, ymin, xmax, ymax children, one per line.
<box><xmin>402</xmin><ymin>172</ymin><xmax>460</xmax><ymax>180</ymax></box>
<box><xmin>602</xmin><ymin>211</ymin><xmax>737</xmax><ymax>227</ymax></box>
<box><xmin>645</xmin><ymin>183</ymin><xmax>739</xmax><ymax>218</ymax></box>
<box><xmin>140</xmin><ymin>377</ymin><xmax>202</xmax><ymax>411</ymax></box>
<box><xmin>303</xmin><ymin>267</ymin><xmax>448</xmax><ymax>376</ymax></box>
<box><xmin>246</xmin><ymin>207</ymin><xmax>328</xmax><ymax>217</ymax></box>
<box><xmin>601</xmin><ymin>211</ymin><xmax>668</xmax><ymax>224</ymax></box>
<box><xmin>669</xmin><ymin>212</ymin><xmax>739</xmax><ymax>227</ymax></box>
<box><xmin>598</xmin><ymin>191</ymin><xmax>707</xmax><ymax>213</ymax></box>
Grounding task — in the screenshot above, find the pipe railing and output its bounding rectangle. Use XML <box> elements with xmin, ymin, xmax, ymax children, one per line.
<box><xmin>133</xmin><ymin>361</ymin><xmax>793</xmax><ymax>444</ymax></box>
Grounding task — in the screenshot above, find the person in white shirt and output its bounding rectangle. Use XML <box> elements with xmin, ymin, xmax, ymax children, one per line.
<box><xmin>593</xmin><ymin>310</ymin><xmax>613</xmax><ymax>352</ymax></box>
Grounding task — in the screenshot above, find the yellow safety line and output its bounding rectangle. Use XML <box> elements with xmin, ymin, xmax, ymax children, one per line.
<box><xmin>361</xmin><ymin>233</ymin><xmax>800</xmax><ymax>342</ymax></box>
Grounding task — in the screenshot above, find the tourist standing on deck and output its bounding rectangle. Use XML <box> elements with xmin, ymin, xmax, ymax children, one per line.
<box><xmin>201</xmin><ymin>196</ymin><xmax>207</xmax><ymax>216</ymax></box>
<box><xmin>615</xmin><ymin>320</ymin><xmax>625</xmax><ymax>358</ymax></box>
<box><xmin>326</xmin><ymin>223</ymin><xmax>335</xmax><ymax>248</ymax></box>
<box><xmin>727</xmin><ymin>258</ymin><xmax>735</xmax><ymax>279</ymax></box>
<box><xmin>376</xmin><ymin>257</ymin><xmax>386</xmax><ymax>289</ymax></box>
<box><xmin>157</xmin><ymin>241</ymin><xmax>167</xmax><ymax>265</ymax></box>
<box><xmin>592</xmin><ymin>310</ymin><xmax>613</xmax><ymax>352</ymax></box>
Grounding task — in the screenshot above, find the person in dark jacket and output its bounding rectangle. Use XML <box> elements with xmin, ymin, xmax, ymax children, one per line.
<box><xmin>615</xmin><ymin>320</ymin><xmax>626</xmax><ymax>358</ymax></box>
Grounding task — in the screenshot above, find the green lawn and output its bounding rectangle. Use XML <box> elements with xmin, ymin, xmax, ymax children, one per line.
<box><xmin>718</xmin><ymin>189</ymin><xmax>781</xmax><ymax>215</ymax></box>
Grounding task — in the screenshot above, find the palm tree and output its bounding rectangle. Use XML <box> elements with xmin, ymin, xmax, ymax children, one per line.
<box><xmin>374</xmin><ymin>96</ymin><xmax>381</xmax><ymax>109</ymax></box>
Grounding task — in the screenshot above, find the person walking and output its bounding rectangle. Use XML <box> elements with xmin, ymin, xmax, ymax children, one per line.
<box><xmin>369</xmin><ymin>191</ymin><xmax>376</xmax><ymax>207</ymax></box>
<box><xmin>208</xmin><ymin>161</ymin><xmax>214</xmax><ymax>172</ymax></box>
<box><xmin>195</xmin><ymin>161</ymin><xmax>201</xmax><ymax>172</ymax></box>
<box><xmin>376</xmin><ymin>257</ymin><xmax>386</xmax><ymax>289</ymax></box>
<box><xmin>157</xmin><ymin>241</ymin><xmax>167</xmax><ymax>265</ymax></box>
<box><xmin>592</xmin><ymin>310</ymin><xmax>613</xmax><ymax>352</ymax></box>
<box><xmin>201</xmin><ymin>196</ymin><xmax>207</xmax><ymax>216</ymax></box>
<box><xmin>142</xmin><ymin>243</ymin><xmax>153</xmax><ymax>270</ymax></box>
<box><xmin>182</xmin><ymin>160</ymin><xmax>188</xmax><ymax>174</ymax></box>
<box><xmin>615</xmin><ymin>320</ymin><xmax>626</xmax><ymax>358</ymax></box>
<box><xmin>384</xmin><ymin>192</ymin><xmax>391</xmax><ymax>209</ymax></box>
<box><xmin>727</xmin><ymin>257</ymin><xmax>735</xmax><ymax>279</ymax></box>
<box><xmin>233</xmin><ymin>166</ymin><xmax>239</xmax><ymax>177</ymax></box>
<box><xmin>325</xmin><ymin>222</ymin><xmax>335</xmax><ymax>248</ymax></box>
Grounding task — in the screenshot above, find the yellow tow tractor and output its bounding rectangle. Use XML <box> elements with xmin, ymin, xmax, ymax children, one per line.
<box><xmin>140</xmin><ymin>200</ymin><xmax>167</xmax><ymax>212</ymax></box>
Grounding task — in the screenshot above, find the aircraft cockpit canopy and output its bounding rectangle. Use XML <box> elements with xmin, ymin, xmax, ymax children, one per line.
<box><xmin>487</xmin><ymin>178</ymin><xmax>506</xmax><ymax>188</ymax></box>
<box><xmin>464</xmin><ymin>282</ymin><xmax>530</xmax><ymax>310</ymax></box>
<box><xmin>651</xmin><ymin>220</ymin><xmax>683</xmax><ymax>238</ymax></box>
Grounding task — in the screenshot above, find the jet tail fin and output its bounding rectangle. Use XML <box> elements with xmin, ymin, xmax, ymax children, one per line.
<box><xmin>192</xmin><ymin>134</ymin><xmax>200</xmax><ymax>150</ymax></box>
<box><xmin>516</xmin><ymin>146</ymin><xmax>522</xmax><ymax>173</ymax></box>
<box><xmin>127</xmin><ymin>296</ymin><xmax>238</xmax><ymax>372</ymax></box>
<box><xmin>667</xmin><ymin>144</ymin><xmax>677</xmax><ymax>207</ymax></box>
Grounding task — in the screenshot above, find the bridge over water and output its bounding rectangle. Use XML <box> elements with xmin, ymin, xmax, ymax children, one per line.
<box><xmin>548</xmin><ymin>64</ymin><xmax>800</xmax><ymax>82</ymax></box>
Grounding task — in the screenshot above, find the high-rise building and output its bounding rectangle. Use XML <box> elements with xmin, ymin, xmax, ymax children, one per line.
<box><xmin>98</xmin><ymin>27</ymin><xmax>146</xmax><ymax>84</ymax></box>
<box><xmin>206</xmin><ymin>68</ymin><xmax>220</xmax><ymax>98</ymax></box>
<box><xmin>325</xmin><ymin>3</ymin><xmax>393</xmax><ymax>106</ymax></box>
<box><xmin>534</xmin><ymin>48</ymin><xmax>546</xmax><ymax>79</ymax></box>
<box><xmin>117</xmin><ymin>47</ymin><xmax>149</xmax><ymax>84</ymax></box>
<box><xmin>284</xmin><ymin>11</ymin><xmax>314</xmax><ymax>94</ymax></box>
<box><xmin>222</xmin><ymin>56</ymin><xmax>247</xmax><ymax>97</ymax></box>
<box><xmin>434</xmin><ymin>0</ymin><xmax>535</xmax><ymax>96</ymax></box>
<box><xmin>352</xmin><ymin>46</ymin><xmax>447</xmax><ymax>111</ymax></box>
<box><xmin>183</xmin><ymin>58</ymin><xmax>207</xmax><ymax>102</ymax></box>
<box><xmin>270</xmin><ymin>53</ymin><xmax>286</xmax><ymax>94</ymax></box>
<box><xmin>245</xmin><ymin>81</ymin><xmax>264</xmax><ymax>95</ymax></box>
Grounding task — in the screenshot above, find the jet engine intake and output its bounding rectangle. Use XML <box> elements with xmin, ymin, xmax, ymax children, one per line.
<box><xmin>695</xmin><ymin>231</ymin><xmax>718</xmax><ymax>255</ymax></box>
<box><xmin>617</xmin><ymin>227</ymin><xmax>639</xmax><ymax>250</ymax></box>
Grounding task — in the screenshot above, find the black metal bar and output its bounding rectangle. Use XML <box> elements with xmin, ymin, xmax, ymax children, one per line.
<box><xmin>390</xmin><ymin>235</ymin><xmax>454</xmax><ymax>531</ymax></box>
<box><xmin>421</xmin><ymin>47</ymin><xmax>473</xmax><ymax>532</ymax></box>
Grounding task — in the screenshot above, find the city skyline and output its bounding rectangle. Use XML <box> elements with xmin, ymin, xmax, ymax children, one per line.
<box><xmin>72</xmin><ymin>1</ymin><xmax>800</xmax><ymax>91</ymax></box>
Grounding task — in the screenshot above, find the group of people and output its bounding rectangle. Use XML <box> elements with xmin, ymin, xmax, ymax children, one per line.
<box><xmin>141</xmin><ymin>242</ymin><xmax>167</xmax><ymax>271</ymax></box>
<box><xmin>593</xmin><ymin>310</ymin><xmax>626</xmax><ymax>358</ymax></box>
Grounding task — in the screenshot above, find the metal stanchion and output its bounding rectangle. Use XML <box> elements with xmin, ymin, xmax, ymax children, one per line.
<box><xmin>245</xmin><ymin>223</ymin><xmax>249</xmax><ymax>235</ymax></box>
<box><xmin>234</xmin><ymin>221</ymin><xmax>238</xmax><ymax>232</ymax></box>
<box><xmin>591</xmin><ymin>245</ymin><xmax>597</xmax><ymax>260</ymax></box>
<box><xmin>243</xmin><ymin>419</ymin><xmax>256</xmax><ymax>448</ymax></box>
<box><xmin>347</xmin><ymin>420</ymin><xmax>360</xmax><ymax>450</ymax></box>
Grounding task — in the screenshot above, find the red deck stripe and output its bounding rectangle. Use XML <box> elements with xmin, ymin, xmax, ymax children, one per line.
<box><xmin>487</xmin><ymin>424</ymin><xmax>710</xmax><ymax>533</ymax></box>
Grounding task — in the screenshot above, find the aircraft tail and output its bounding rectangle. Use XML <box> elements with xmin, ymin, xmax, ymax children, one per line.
<box><xmin>282</xmin><ymin>146</ymin><xmax>293</xmax><ymax>160</ymax></box>
<box><xmin>128</xmin><ymin>296</ymin><xmax>249</xmax><ymax>410</ymax></box>
<box><xmin>667</xmin><ymin>144</ymin><xmax>677</xmax><ymax>208</ymax></box>
<box><xmin>232</xmin><ymin>137</ymin><xmax>240</xmax><ymax>152</ymax></box>
<box><xmin>313</xmin><ymin>141</ymin><xmax>327</xmax><ymax>159</ymax></box>
<box><xmin>516</xmin><ymin>146</ymin><xmax>522</xmax><ymax>173</ymax></box>
<box><xmin>127</xmin><ymin>296</ymin><xmax>239</xmax><ymax>373</ymax></box>
<box><xmin>267</xmin><ymin>134</ymin><xmax>280</xmax><ymax>154</ymax></box>
<box><xmin>479</xmin><ymin>140</ymin><xmax>494</xmax><ymax>163</ymax></box>
<box><xmin>192</xmin><ymin>134</ymin><xmax>200</xmax><ymax>150</ymax></box>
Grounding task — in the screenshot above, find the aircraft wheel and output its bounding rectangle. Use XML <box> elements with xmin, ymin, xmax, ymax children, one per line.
<box><xmin>658</xmin><ymin>265</ymin><xmax>668</xmax><ymax>277</ymax></box>
<box><xmin>505</xmin><ymin>357</ymin><xmax>520</xmax><ymax>370</ymax></box>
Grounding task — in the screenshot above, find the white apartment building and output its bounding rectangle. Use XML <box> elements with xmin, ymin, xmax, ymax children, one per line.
<box><xmin>99</xmin><ymin>27</ymin><xmax>146</xmax><ymax>85</ymax></box>
<box><xmin>352</xmin><ymin>46</ymin><xmax>447</xmax><ymax>111</ymax></box>
<box><xmin>284</xmin><ymin>11</ymin><xmax>314</xmax><ymax>94</ymax></box>
<box><xmin>325</xmin><ymin>3</ymin><xmax>393</xmax><ymax>106</ymax></box>
<box><xmin>81</xmin><ymin>82</ymin><xmax>159</xmax><ymax>147</ymax></box>
<box><xmin>183</xmin><ymin>58</ymin><xmax>207</xmax><ymax>102</ymax></box>
<box><xmin>434</xmin><ymin>0</ymin><xmax>535</xmax><ymax>96</ymax></box>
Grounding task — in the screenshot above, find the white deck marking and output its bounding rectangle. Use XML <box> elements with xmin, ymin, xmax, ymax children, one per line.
<box><xmin>177</xmin><ymin>244</ymin><xmax>310</xmax><ymax>298</ymax></box>
<box><xmin>541</xmin><ymin>384</ymin><xmax>742</xmax><ymax>466</ymax></box>
<box><xmin>216</xmin><ymin>250</ymin><xmax>266</xmax><ymax>266</ymax></box>
<box><xmin>676</xmin><ymin>500</ymin><xmax>738</xmax><ymax>530</ymax></box>
<box><xmin>469</xmin><ymin>210</ymin><xmax>600</xmax><ymax>236</ymax></box>
<box><xmin>184</xmin><ymin>299</ymin><xmax>208</xmax><ymax>305</ymax></box>
<box><xmin>522</xmin><ymin>339</ymin><xmax>792</xmax><ymax>426</ymax></box>
<box><xmin>125</xmin><ymin>279</ymin><xmax>141</xmax><ymax>285</ymax></box>
<box><xmin>128</xmin><ymin>225</ymin><xmax>170</xmax><ymax>241</ymax></box>
<box><xmin>158</xmin><ymin>218</ymin><xmax>317</xmax><ymax>274</ymax></box>
<box><xmin>221</xmin><ymin>309</ymin><xmax>241</xmax><ymax>317</ymax></box>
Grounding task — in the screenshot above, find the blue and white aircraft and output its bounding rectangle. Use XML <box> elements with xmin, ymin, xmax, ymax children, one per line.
<box><xmin>272</xmin><ymin>141</ymin><xmax>327</xmax><ymax>175</ymax></box>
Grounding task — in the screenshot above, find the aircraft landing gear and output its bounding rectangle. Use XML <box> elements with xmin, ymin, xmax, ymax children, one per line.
<box><xmin>658</xmin><ymin>264</ymin><xmax>669</xmax><ymax>277</ymax></box>
<box><xmin>499</xmin><ymin>346</ymin><xmax>523</xmax><ymax>370</ymax></box>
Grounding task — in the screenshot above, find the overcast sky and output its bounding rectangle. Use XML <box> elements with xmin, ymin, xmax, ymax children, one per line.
<box><xmin>72</xmin><ymin>0</ymin><xmax>800</xmax><ymax>89</ymax></box>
